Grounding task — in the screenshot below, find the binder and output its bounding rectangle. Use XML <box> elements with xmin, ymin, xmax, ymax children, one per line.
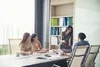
<box><xmin>51</xmin><ymin>27</ymin><xmax>56</xmax><ymax>35</ymax></box>
<box><xmin>59</xmin><ymin>18</ymin><xmax>63</xmax><ymax>26</ymax></box>
<box><xmin>63</xmin><ymin>17</ymin><xmax>67</xmax><ymax>26</ymax></box>
<box><xmin>67</xmin><ymin>17</ymin><xmax>72</xmax><ymax>26</ymax></box>
<box><xmin>59</xmin><ymin>27</ymin><xmax>62</xmax><ymax>35</ymax></box>
<box><xmin>51</xmin><ymin>18</ymin><xmax>59</xmax><ymax>26</ymax></box>
<box><xmin>55</xmin><ymin>27</ymin><xmax>59</xmax><ymax>35</ymax></box>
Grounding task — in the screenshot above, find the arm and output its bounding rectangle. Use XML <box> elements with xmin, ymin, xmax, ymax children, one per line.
<box><xmin>31</xmin><ymin>44</ymin><xmax>34</xmax><ymax>52</ymax></box>
<box><xmin>38</xmin><ymin>41</ymin><xmax>42</xmax><ymax>49</ymax></box>
<box><xmin>37</xmin><ymin>41</ymin><xmax>48</xmax><ymax>53</ymax></box>
<box><xmin>20</xmin><ymin>51</ymin><xmax>31</xmax><ymax>55</ymax></box>
<box><xmin>31</xmin><ymin>42</ymin><xmax>42</xmax><ymax>52</ymax></box>
<box><xmin>68</xmin><ymin>37</ymin><xmax>72</xmax><ymax>46</ymax></box>
<box><xmin>60</xmin><ymin>33</ymin><xmax>65</xmax><ymax>43</ymax></box>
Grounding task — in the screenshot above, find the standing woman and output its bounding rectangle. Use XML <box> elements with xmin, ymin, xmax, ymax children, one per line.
<box><xmin>19</xmin><ymin>32</ymin><xmax>33</xmax><ymax>55</ymax></box>
<box><xmin>60</xmin><ymin>26</ymin><xmax>73</xmax><ymax>53</ymax></box>
<box><xmin>31</xmin><ymin>34</ymin><xmax>42</xmax><ymax>52</ymax></box>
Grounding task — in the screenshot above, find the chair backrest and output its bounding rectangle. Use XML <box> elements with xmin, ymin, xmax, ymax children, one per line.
<box><xmin>84</xmin><ymin>45</ymin><xmax>100</xmax><ymax>67</ymax></box>
<box><xmin>9</xmin><ymin>39</ymin><xmax>21</xmax><ymax>54</ymax></box>
<box><xmin>49</xmin><ymin>45</ymin><xmax>59</xmax><ymax>50</ymax></box>
<box><xmin>68</xmin><ymin>45</ymin><xmax>89</xmax><ymax>67</ymax></box>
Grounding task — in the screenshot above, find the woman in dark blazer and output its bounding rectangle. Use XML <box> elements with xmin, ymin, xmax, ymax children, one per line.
<box><xmin>60</xmin><ymin>26</ymin><xmax>73</xmax><ymax>53</ymax></box>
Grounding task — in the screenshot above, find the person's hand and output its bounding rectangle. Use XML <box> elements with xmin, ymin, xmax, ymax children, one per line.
<box><xmin>27</xmin><ymin>51</ymin><xmax>32</xmax><ymax>55</ymax></box>
<box><xmin>61</xmin><ymin>52</ymin><xmax>67</xmax><ymax>56</ymax></box>
<box><xmin>34</xmin><ymin>49</ymin><xmax>41</xmax><ymax>52</ymax></box>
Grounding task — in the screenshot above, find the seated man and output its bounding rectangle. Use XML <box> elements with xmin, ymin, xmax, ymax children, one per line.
<box><xmin>72</xmin><ymin>32</ymin><xmax>90</xmax><ymax>55</ymax></box>
<box><xmin>75</xmin><ymin>32</ymin><xmax>90</xmax><ymax>46</ymax></box>
<box><xmin>72</xmin><ymin>33</ymin><xmax>90</xmax><ymax>64</ymax></box>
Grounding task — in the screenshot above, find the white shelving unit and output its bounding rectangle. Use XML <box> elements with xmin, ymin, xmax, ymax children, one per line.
<box><xmin>49</xmin><ymin>0</ymin><xmax>74</xmax><ymax>49</ymax></box>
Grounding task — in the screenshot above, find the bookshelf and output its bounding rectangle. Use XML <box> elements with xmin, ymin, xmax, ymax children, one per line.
<box><xmin>49</xmin><ymin>0</ymin><xmax>74</xmax><ymax>47</ymax></box>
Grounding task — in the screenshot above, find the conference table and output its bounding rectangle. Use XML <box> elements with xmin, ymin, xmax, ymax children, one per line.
<box><xmin>0</xmin><ymin>52</ymin><xmax>71</xmax><ymax>67</ymax></box>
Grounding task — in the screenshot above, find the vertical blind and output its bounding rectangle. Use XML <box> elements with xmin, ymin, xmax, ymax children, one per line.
<box><xmin>0</xmin><ymin>0</ymin><xmax>35</xmax><ymax>45</ymax></box>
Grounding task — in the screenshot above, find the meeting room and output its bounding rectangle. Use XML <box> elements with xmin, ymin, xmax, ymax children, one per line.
<box><xmin>0</xmin><ymin>0</ymin><xmax>100</xmax><ymax>67</ymax></box>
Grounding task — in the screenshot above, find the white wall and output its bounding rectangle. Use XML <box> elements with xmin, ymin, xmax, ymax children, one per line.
<box><xmin>74</xmin><ymin>0</ymin><xmax>100</xmax><ymax>67</ymax></box>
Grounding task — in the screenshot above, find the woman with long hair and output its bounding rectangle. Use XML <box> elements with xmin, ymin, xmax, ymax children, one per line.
<box><xmin>60</xmin><ymin>25</ymin><xmax>73</xmax><ymax>53</ymax></box>
<box><xmin>31</xmin><ymin>33</ymin><xmax>42</xmax><ymax>52</ymax></box>
<box><xmin>19</xmin><ymin>32</ymin><xmax>33</xmax><ymax>55</ymax></box>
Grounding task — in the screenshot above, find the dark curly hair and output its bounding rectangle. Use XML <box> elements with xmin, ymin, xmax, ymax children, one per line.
<box><xmin>31</xmin><ymin>33</ymin><xmax>37</xmax><ymax>43</ymax></box>
<box><xmin>78</xmin><ymin>32</ymin><xmax>86</xmax><ymax>40</ymax></box>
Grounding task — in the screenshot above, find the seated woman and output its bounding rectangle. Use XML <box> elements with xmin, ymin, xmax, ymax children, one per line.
<box><xmin>31</xmin><ymin>34</ymin><xmax>43</xmax><ymax>52</ymax></box>
<box><xmin>19</xmin><ymin>32</ymin><xmax>33</xmax><ymax>55</ymax></box>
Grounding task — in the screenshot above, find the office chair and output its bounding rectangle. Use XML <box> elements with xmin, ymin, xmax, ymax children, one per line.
<box><xmin>52</xmin><ymin>45</ymin><xmax>89</xmax><ymax>67</ymax></box>
<box><xmin>68</xmin><ymin>45</ymin><xmax>89</xmax><ymax>67</ymax></box>
<box><xmin>83</xmin><ymin>45</ymin><xmax>100</xmax><ymax>67</ymax></box>
<box><xmin>9</xmin><ymin>38</ymin><xmax>21</xmax><ymax>54</ymax></box>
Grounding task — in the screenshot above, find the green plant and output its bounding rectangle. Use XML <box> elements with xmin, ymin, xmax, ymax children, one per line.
<box><xmin>0</xmin><ymin>45</ymin><xmax>9</xmax><ymax>55</ymax></box>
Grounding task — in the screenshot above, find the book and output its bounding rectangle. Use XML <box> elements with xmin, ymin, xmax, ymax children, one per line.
<box><xmin>63</xmin><ymin>17</ymin><xmax>67</xmax><ymax>26</ymax></box>
<box><xmin>55</xmin><ymin>27</ymin><xmax>59</xmax><ymax>35</ymax></box>
<box><xmin>59</xmin><ymin>27</ymin><xmax>62</xmax><ymax>35</ymax></box>
<box><xmin>51</xmin><ymin>27</ymin><xmax>61</xmax><ymax>35</ymax></box>
<box><xmin>67</xmin><ymin>17</ymin><xmax>73</xmax><ymax>26</ymax></box>
<box><xmin>51</xmin><ymin>18</ymin><xmax>59</xmax><ymax>26</ymax></box>
<box><xmin>59</xmin><ymin>18</ymin><xmax>63</xmax><ymax>26</ymax></box>
<box><xmin>51</xmin><ymin>27</ymin><xmax>56</xmax><ymax>35</ymax></box>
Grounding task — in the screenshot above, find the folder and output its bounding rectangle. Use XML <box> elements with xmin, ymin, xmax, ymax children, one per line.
<box><xmin>63</xmin><ymin>17</ymin><xmax>67</xmax><ymax>26</ymax></box>
<box><xmin>55</xmin><ymin>27</ymin><xmax>59</xmax><ymax>35</ymax></box>
<box><xmin>67</xmin><ymin>17</ymin><xmax>73</xmax><ymax>26</ymax></box>
<box><xmin>59</xmin><ymin>18</ymin><xmax>63</xmax><ymax>26</ymax></box>
<box><xmin>51</xmin><ymin>27</ymin><xmax>55</xmax><ymax>35</ymax></box>
<box><xmin>59</xmin><ymin>27</ymin><xmax>62</xmax><ymax>35</ymax></box>
<box><xmin>51</xmin><ymin>18</ymin><xmax>59</xmax><ymax>26</ymax></box>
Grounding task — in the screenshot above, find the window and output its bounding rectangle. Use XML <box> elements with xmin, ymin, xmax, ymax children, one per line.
<box><xmin>0</xmin><ymin>0</ymin><xmax>35</xmax><ymax>55</ymax></box>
